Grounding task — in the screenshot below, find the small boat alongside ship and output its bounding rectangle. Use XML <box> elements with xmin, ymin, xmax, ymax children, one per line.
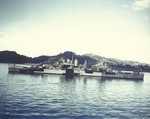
<box><xmin>101</xmin><ymin>70</ymin><xmax>144</xmax><ymax>79</ymax></box>
<box><xmin>8</xmin><ymin>64</ymin><xmax>34</xmax><ymax>74</ymax></box>
<box><xmin>8</xmin><ymin>64</ymin><xmax>44</xmax><ymax>74</ymax></box>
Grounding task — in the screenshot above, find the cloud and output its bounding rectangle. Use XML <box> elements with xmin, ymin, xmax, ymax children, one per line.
<box><xmin>0</xmin><ymin>32</ymin><xmax>4</xmax><ymax>38</ymax></box>
<box><xmin>132</xmin><ymin>0</ymin><xmax>150</xmax><ymax>10</ymax></box>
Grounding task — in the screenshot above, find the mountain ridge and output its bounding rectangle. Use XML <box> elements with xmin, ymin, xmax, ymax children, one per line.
<box><xmin>0</xmin><ymin>50</ymin><xmax>150</xmax><ymax>72</ymax></box>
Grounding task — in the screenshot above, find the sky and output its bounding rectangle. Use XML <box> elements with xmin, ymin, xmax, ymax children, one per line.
<box><xmin>0</xmin><ymin>0</ymin><xmax>150</xmax><ymax>63</ymax></box>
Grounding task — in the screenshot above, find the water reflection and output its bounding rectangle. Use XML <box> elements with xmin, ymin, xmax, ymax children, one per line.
<box><xmin>0</xmin><ymin>64</ymin><xmax>149</xmax><ymax>118</ymax></box>
<box><xmin>1</xmin><ymin>67</ymin><xmax>149</xmax><ymax>118</ymax></box>
<box><xmin>0</xmin><ymin>66</ymin><xmax>150</xmax><ymax>118</ymax></box>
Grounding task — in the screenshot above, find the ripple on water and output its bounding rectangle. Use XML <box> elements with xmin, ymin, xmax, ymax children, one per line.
<box><xmin>0</xmin><ymin>64</ymin><xmax>150</xmax><ymax>118</ymax></box>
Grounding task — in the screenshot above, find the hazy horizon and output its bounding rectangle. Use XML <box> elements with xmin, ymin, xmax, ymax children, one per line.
<box><xmin>0</xmin><ymin>0</ymin><xmax>150</xmax><ymax>63</ymax></box>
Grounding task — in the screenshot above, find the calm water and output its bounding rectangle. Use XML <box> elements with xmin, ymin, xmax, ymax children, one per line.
<box><xmin>0</xmin><ymin>63</ymin><xmax>150</xmax><ymax>119</ymax></box>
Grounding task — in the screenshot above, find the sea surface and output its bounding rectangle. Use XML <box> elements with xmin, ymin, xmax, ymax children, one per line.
<box><xmin>0</xmin><ymin>63</ymin><xmax>150</xmax><ymax>119</ymax></box>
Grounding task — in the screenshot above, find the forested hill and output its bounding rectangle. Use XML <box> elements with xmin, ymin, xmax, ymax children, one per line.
<box><xmin>0</xmin><ymin>50</ymin><xmax>150</xmax><ymax>72</ymax></box>
<box><xmin>0</xmin><ymin>51</ymin><xmax>96</xmax><ymax>64</ymax></box>
<box><xmin>0</xmin><ymin>51</ymin><xmax>49</xmax><ymax>63</ymax></box>
<box><xmin>0</xmin><ymin>51</ymin><xmax>33</xmax><ymax>63</ymax></box>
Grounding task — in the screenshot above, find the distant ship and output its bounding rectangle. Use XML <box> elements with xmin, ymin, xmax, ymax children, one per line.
<box><xmin>8</xmin><ymin>63</ymin><xmax>144</xmax><ymax>80</ymax></box>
